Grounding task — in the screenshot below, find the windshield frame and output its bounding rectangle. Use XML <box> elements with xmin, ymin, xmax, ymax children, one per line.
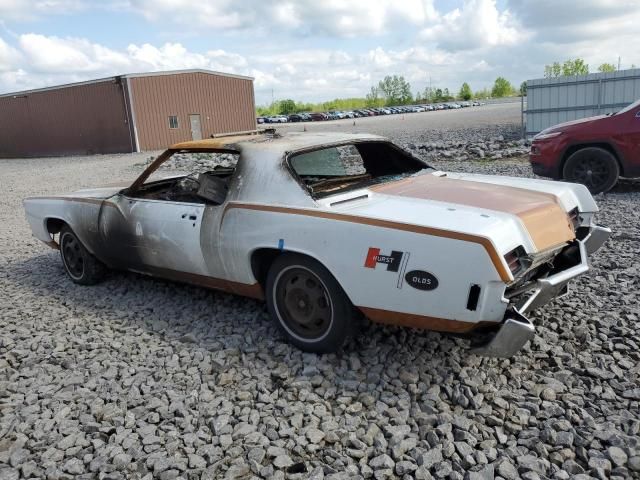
<box><xmin>124</xmin><ymin>147</ymin><xmax>238</xmax><ymax>196</ymax></box>
<box><xmin>284</xmin><ymin>139</ymin><xmax>432</xmax><ymax>199</ymax></box>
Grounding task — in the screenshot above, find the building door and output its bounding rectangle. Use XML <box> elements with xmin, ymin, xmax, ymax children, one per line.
<box><xmin>189</xmin><ymin>114</ymin><xmax>202</xmax><ymax>140</ymax></box>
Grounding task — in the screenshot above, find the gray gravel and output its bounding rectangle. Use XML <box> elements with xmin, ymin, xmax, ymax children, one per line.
<box><xmin>1</xmin><ymin>114</ymin><xmax>639</xmax><ymax>479</ymax></box>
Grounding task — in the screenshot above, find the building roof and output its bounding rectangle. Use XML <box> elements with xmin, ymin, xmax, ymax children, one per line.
<box><xmin>0</xmin><ymin>69</ymin><xmax>254</xmax><ymax>99</ymax></box>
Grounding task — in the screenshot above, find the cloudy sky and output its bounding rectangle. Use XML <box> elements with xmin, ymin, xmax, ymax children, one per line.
<box><xmin>0</xmin><ymin>0</ymin><xmax>638</xmax><ymax>104</ymax></box>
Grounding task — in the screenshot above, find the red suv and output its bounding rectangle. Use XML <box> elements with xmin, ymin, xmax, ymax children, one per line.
<box><xmin>529</xmin><ymin>99</ymin><xmax>640</xmax><ymax>193</ymax></box>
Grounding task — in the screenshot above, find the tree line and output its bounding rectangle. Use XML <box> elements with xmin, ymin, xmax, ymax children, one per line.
<box><xmin>257</xmin><ymin>57</ymin><xmax>638</xmax><ymax>116</ymax></box>
<box><xmin>257</xmin><ymin>75</ymin><xmax>521</xmax><ymax>116</ymax></box>
<box><xmin>543</xmin><ymin>57</ymin><xmax>635</xmax><ymax>77</ymax></box>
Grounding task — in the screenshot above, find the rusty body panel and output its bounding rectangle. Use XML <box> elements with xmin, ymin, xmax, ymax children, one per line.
<box><xmin>359</xmin><ymin>307</ymin><xmax>498</xmax><ymax>333</ymax></box>
<box><xmin>129</xmin><ymin>72</ymin><xmax>256</xmax><ymax>151</ymax></box>
<box><xmin>23</xmin><ymin>131</ymin><xmax>609</xmax><ymax>357</ymax></box>
<box><xmin>371</xmin><ymin>174</ymin><xmax>576</xmax><ymax>251</ymax></box>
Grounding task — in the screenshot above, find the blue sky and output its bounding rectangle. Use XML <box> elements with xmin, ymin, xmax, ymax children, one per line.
<box><xmin>1</xmin><ymin>1</ymin><xmax>638</xmax><ymax>104</ymax></box>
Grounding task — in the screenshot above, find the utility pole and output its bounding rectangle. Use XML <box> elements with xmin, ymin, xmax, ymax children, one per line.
<box><xmin>271</xmin><ymin>88</ymin><xmax>274</xmax><ymax>105</ymax></box>
<box><xmin>618</xmin><ymin>56</ymin><xmax>621</xmax><ymax>71</ymax></box>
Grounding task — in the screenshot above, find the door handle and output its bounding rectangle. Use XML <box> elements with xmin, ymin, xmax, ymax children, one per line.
<box><xmin>181</xmin><ymin>213</ymin><xmax>198</xmax><ymax>220</ymax></box>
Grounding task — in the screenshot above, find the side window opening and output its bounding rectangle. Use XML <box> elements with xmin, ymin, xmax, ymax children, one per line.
<box><xmin>132</xmin><ymin>151</ymin><xmax>239</xmax><ymax>205</ymax></box>
<box><xmin>168</xmin><ymin>115</ymin><xmax>179</xmax><ymax>129</ymax></box>
<box><xmin>290</xmin><ymin>142</ymin><xmax>428</xmax><ymax>198</ymax></box>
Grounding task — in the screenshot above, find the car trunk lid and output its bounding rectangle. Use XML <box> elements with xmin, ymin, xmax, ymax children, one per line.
<box><xmin>368</xmin><ymin>174</ymin><xmax>575</xmax><ymax>252</ymax></box>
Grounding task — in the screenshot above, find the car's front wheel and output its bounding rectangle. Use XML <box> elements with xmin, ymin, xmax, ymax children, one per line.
<box><xmin>563</xmin><ymin>147</ymin><xmax>619</xmax><ymax>193</ymax></box>
<box><xmin>59</xmin><ymin>226</ymin><xmax>106</xmax><ymax>285</ymax></box>
<box><xmin>266</xmin><ymin>253</ymin><xmax>355</xmax><ymax>353</ymax></box>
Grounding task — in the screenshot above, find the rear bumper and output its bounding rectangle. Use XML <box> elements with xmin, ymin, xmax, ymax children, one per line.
<box><xmin>472</xmin><ymin>225</ymin><xmax>610</xmax><ymax>358</ymax></box>
<box><xmin>470</xmin><ymin>310</ymin><xmax>534</xmax><ymax>358</ymax></box>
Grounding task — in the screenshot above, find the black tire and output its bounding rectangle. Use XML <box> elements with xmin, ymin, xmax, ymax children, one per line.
<box><xmin>266</xmin><ymin>253</ymin><xmax>356</xmax><ymax>353</ymax></box>
<box><xmin>59</xmin><ymin>226</ymin><xmax>106</xmax><ymax>285</ymax></box>
<box><xmin>562</xmin><ymin>147</ymin><xmax>619</xmax><ymax>194</ymax></box>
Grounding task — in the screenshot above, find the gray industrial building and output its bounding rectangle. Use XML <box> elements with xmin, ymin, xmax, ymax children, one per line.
<box><xmin>0</xmin><ymin>69</ymin><xmax>256</xmax><ymax>158</ymax></box>
<box><xmin>526</xmin><ymin>68</ymin><xmax>640</xmax><ymax>136</ymax></box>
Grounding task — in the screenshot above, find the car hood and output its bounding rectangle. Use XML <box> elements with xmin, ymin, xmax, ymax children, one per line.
<box><xmin>540</xmin><ymin>114</ymin><xmax>608</xmax><ymax>134</ymax></box>
<box><xmin>66</xmin><ymin>183</ymin><xmax>129</xmax><ymax>199</ymax></box>
<box><xmin>65</xmin><ymin>174</ymin><xmax>183</xmax><ymax>200</ymax></box>
<box><xmin>319</xmin><ymin>172</ymin><xmax>582</xmax><ymax>255</ymax></box>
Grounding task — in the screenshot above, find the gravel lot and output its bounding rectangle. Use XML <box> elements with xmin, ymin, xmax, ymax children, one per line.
<box><xmin>1</xmin><ymin>105</ymin><xmax>639</xmax><ymax>480</ymax></box>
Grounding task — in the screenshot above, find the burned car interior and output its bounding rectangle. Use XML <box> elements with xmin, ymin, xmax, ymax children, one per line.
<box><xmin>289</xmin><ymin>141</ymin><xmax>429</xmax><ymax>197</ymax></box>
<box><xmin>127</xmin><ymin>151</ymin><xmax>239</xmax><ymax>205</ymax></box>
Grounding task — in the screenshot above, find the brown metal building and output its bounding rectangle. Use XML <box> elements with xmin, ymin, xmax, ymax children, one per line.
<box><xmin>0</xmin><ymin>69</ymin><xmax>256</xmax><ymax>157</ymax></box>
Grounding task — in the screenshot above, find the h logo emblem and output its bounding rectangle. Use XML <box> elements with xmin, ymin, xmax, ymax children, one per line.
<box><xmin>364</xmin><ymin>248</ymin><xmax>404</xmax><ymax>272</ymax></box>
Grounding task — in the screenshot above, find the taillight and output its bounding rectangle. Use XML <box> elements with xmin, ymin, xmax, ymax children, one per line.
<box><xmin>505</xmin><ymin>250</ymin><xmax>521</xmax><ymax>275</ymax></box>
<box><xmin>504</xmin><ymin>246</ymin><xmax>530</xmax><ymax>277</ymax></box>
<box><xmin>568</xmin><ymin>208</ymin><xmax>580</xmax><ymax>230</ymax></box>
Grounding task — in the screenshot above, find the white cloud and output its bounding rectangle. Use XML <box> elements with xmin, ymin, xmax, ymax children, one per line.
<box><xmin>1</xmin><ymin>33</ymin><xmax>254</xmax><ymax>93</ymax></box>
<box><xmin>19</xmin><ymin>34</ymin><xmax>130</xmax><ymax>73</ymax></box>
<box><xmin>0</xmin><ymin>36</ymin><xmax>21</xmax><ymax>72</ymax></box>
<box><xmin>126</xmin><ymin>0</ymin><xmax>438</xmax><ymax>36</ymax></box>
<box><xmin>420</xmin><ymin>0</ymin><xmax>526</xmax><ymax>51</ymax></box>
<box><xmin>0</xmin><ymin>0</ymin><xmax>86</xmax><ymax>20</ymax></box>
<box><xmin>1</xmin><ymin>1</ymin><xmax>640</xmax><ymax>103</ymax></box>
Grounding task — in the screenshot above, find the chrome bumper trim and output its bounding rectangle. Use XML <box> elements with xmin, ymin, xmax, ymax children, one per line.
<box><xmin>472</xmin><ymin>224</ymin><xmax>610</xmax><ymax>359</ymax></box>
<box><xmin>583</xmin><ymin>225</ymin><xmax>611</xmax><ymax>255</ymax></box>
<box><xmin>518</xmin><ymin>239</ymin><xmax>590</xmax><ymax>314</ymax></box>
<box><xmin>470</xmin><ymin>309</ymin><xmax>535</xmax><ymax>358</ymax></box>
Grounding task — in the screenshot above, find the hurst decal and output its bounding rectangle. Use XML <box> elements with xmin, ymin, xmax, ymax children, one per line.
<box><xmin>364</xmin><ymin>247</ymin><xmax>411</xmax><ymax>289</ymax></box>
<box><xmin>364</xmin><ymin>248</ymin><xmax>437</xmax><ymax>292</ymax></box>
<box><xmin>364</xmin><ymin>248</ymin><xmax>404</xmax><ymax>272</ymax></box>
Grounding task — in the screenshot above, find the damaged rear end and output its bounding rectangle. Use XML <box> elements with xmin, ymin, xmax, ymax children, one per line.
<box><xmin>471</xmin><ymin>213</ymin><xmax>610</xmax><ymax>357</ymax></box>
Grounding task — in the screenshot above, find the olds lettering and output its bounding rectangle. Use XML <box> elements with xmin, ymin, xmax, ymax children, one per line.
<box><xmin>405</xmin><ymin>270</ymin><xmax>438</xmax><ymax>291</ymax></box>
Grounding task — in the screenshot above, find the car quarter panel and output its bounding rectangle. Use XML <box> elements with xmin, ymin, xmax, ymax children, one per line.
<box><xmin>218</xmin><ymin>205</ymin><xmax>510</xmax><ymax>327</ymax></box>
<box><xmin>24</xmin><ymin>197</ymin><xmax>103</xmax><ymax>253</ymax></box>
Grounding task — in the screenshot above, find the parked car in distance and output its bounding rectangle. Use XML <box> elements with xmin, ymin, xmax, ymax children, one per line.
<box><xmin>308</xmin><ymin>112</ymin><xmax>326</xmax><ymax>121</ymax></box>
<box><xmin>287</xmin><ymin>114</ymin><xmax>303</xmax><ymax>122</ymax></box>
<box><xmin>530</xmin><ymin>98</ymin><xmax>640</xmax><ymax>193</ymax></box>
<box><xmin>25</xmin><ymin>131</ymin><xmax>609</xmax><ymax>357</ymax></box>
<box><xmin>256</xmin><ymin>117</ymin><xmax>266</xmax><ymax>124</ymax></box>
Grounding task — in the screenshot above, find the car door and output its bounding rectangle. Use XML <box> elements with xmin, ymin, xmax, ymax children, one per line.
<box><xmin>99</xmin><ymin>193</ymin><xmax>209</xmax><ymax>276</ymax></box>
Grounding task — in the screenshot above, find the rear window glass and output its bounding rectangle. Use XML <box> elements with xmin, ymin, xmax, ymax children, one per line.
<box><xmin>291</xmin><ymin>145</ymin><xmax>365</xmax><ymax>177</ymax></box>
<box><xmin>289</xmin><ymin>141</ymin><xmax>428</xmax><ymax>198</ymax></box>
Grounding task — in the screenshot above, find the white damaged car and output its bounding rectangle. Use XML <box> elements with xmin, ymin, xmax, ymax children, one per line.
<box><xmin>23</xmin><ymin>131</ymin><xmax>610</xmax><ymax>356</ymax></box>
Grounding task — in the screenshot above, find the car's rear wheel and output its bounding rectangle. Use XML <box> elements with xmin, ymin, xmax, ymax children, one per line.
<box><xmin>563</xmin><ymin>147</ymin><xmax>619</xmax><ymax>193</ymax></box>
<box><xmin>59</xmin><ymin>226</ymin><xmax>106</xmax><ymax>285</ymax></box>
<box><xmin>266</xmin><ymin>253</ymin><xmax>355</xmax><ymax>353</ymax></box>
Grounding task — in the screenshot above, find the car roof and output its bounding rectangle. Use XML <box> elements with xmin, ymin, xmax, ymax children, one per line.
<box><xmin>169</xmin><ymin>131</ymin><xmax>387</xmax><ymax>154</ymax></box>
